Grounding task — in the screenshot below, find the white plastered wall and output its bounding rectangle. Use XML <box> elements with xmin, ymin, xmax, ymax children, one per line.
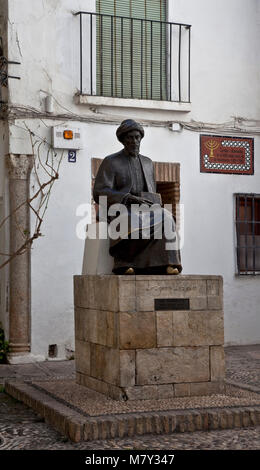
<box><xmin>3</xmin><ymin>0</ymin><xmax>260</xmax><ymax>357</ymax></box>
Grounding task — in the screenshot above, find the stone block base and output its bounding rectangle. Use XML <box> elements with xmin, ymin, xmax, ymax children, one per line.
<box><xmin>74</xmin><ymin>275</ymin><xmax>225</xmax><ymax>400</ymax></box>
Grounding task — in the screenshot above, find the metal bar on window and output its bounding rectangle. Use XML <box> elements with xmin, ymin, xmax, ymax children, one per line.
<box><xmin>100</xmin><ymin>14</ymin><xmax>103</xmax><ymax>96</ymax></box>
<box><xmin>111</xmin><ymin>15</ymin><xmax>113</xmax><ymax>97</ymax></box>
<box><xmin>75</xmin><ymin>11</ymin><xmax>192</xmax><ymax>28</ymax></box>
<box><xmin>252</xmin><ymin>194</ymin><xmax>256</xmax><ymax>274</ymax></box>
<box><xmin>121</xmin><ymin>17</ymin><xmax>123</xmax><ymax>98</ymax></box>
<box><xmin>80</xmin><ymin>13</ymin><xmax>83</xmax><ymax>94</ymax></box>
<box><xmin>178</xmin><ymin>24</ymin><xmax>182</xmax><ymax>102</ymax></box>
<box><xmin>90</xmin><ymin>13</ymin><xmax>93</xmax><ymax>95</ymax></box>
<box><xmin>141</xmin><ymin>18</ymin><xmax>143</xmax><ymax>99</ymax></box>
<box><xmin>245</xmin><ymin>195</ymin><xmax>248</xmax><ymax>273</ymax></box>
<box><xmin>170</xmin><ymin>23</ymin><xmax>172</xmax><ymax>102</ymax></box>
<box><xmin>151</xmin><ymin>20</ymin><xmax>153</xmax><ymax>100</ymax></box>
<box><xmin>236</xmin><ymin>195</ymin><xmax>241</xmax><ymax>273</ymax></box>
<box><xmin>131</xmin><ymin>17</ymin><xmax>133</xmax><ymax>98</ymax></box>
<box><xmin>188</xmin><ymin>26</ymin><xmax>191</xmax><ymax>102</ymax></box>
<box><xmin>160</xmin><ymin>20</ymin><xmax>163</xmax><ymax>100</ymax></box>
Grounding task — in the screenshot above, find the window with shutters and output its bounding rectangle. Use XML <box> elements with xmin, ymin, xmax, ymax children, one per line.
<box><xmin>235</xmin><ymin>194</ymin><xmax>260</xmax><ymax>275</ymax></box>
<box><xmin>75</xmin><ymin>2</ymin><xmax>191</xmax><ymax>103</ymax></box>
<box><xmin>96</xmin><ymin>0</ymin><xmax>167</xmax><ymax>100</ymax></box>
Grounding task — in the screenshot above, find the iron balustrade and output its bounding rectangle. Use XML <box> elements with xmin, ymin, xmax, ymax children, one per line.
<box><xmin>235</xmin><ymin>194</ymin><xmax>260</xmax><ymax>275</ymax></box>
<box><xmin>74</xmin><ymin>11</ymin><xmax>191</xmax><ymax>103</ymax></box>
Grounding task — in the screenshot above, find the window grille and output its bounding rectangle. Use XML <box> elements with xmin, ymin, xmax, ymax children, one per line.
<box><xmin>75</xmin><ymin>4</ymin><xmax>191</xmax><ymax>102</ymax></box>
<box><xmin>235</xmin><ymin>194</ymin><xmax>260</xmax><ymax>275</ymax></box>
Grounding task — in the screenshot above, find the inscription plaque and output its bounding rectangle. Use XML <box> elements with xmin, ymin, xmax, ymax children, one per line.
<box><xmin>154</xmin><ymin>298</ymin><xmax>190</xmax><ymax>311</ymax></box>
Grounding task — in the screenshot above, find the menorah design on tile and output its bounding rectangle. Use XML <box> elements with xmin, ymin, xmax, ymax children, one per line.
<box><xmin>205</xmin><ymin>139</ymin><xmax>220</xmax><ymax>158</ymax></box>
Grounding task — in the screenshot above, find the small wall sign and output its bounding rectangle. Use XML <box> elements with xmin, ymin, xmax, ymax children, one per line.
<box><xmin>154</xmin><ymin>298</ymin><xmax>190</xmax><ymax>311</ymax></box>
<box><xmin>68</xmin><ymin>149</ymin><xmax>77</xmax><ymax>163</ymax></box>
<box><xmin>200</xmin><ymin>135</ymin><xmax>254</xmax><ymax>175</ymax></box>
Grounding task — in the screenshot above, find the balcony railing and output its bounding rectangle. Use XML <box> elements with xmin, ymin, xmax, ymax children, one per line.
<box><xmin>75</xmin><ymin>11</ymin><xmax>191</xmax><ymax>103</ymax></box>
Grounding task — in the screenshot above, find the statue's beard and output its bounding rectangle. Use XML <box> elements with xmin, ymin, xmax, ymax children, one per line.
<box><xmin>125</xmin><ymin>145</ymin><xmax>140</xmax><ymax>157</ymax></box>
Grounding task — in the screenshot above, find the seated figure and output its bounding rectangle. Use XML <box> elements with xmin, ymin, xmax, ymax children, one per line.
<box><xmin>93</xmin><ymin>119</ymin><xmax>182</xmax><ymax>275</ymax></box>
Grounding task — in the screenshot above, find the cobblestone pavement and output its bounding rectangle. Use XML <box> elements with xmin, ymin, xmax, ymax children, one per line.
<box><xmin>225</xmin><ymin>345</ymin><xmax>260</xmax><ymax>389</ymax></box>
<box><xmin>0</xmin><ymin>345</ymin><xmax>260</xmax><ymax>450</ymax></box>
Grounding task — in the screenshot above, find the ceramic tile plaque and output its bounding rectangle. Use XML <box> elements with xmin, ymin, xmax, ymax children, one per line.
<box><xmin>200</xmin><ymin>135</ymin><xmax>254</xmax><ymax>175</ymax></box>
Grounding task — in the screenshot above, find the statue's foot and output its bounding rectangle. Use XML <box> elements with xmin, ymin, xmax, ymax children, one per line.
<box><xmin>125</xmin><ymin>267</ymin><xmax>135</xmax><ymax>275</ymax></box>
<box><xmin>166</xmin><ymin>266</ymin><xmax>179</xmax><ymax>275</ymax></box>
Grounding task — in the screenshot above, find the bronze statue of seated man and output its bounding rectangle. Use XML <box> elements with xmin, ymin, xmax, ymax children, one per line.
<box><xmin>93</xmin><ymin>119</ymin><xmax>182</xmax><ymax>275</ymax></box>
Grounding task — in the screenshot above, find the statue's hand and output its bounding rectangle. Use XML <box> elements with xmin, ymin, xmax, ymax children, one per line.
<box><xmin>126</xmin><ymin>194</ymin><xmax>152</xmax><ymax>205</ymax></box>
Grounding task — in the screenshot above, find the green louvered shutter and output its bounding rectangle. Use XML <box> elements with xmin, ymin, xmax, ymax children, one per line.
<box><xmin>96</xmin><ymin>0</ymin><xmax>167</xmax><ymax>100</ymax></box>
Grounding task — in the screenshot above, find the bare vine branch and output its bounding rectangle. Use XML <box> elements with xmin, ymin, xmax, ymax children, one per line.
<box><xmin>0</xmin><ymin>123</ymin><xmax>64</xmax><ymax>270</ymax></box>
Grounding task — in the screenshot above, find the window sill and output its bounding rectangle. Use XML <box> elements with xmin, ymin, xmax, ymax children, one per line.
<box><xmin>235</xmin><ymin>272</ymin><xmax>260</xmax><ymax>276</ymax></box>
<box><xmin>76</xmin><ymin>94</ymin><xmax>191</xmax><ymax>112</ymax></box>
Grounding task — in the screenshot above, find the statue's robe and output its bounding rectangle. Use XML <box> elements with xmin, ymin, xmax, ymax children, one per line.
<box><xmin>93</xmin><ymin>149</ymin><xmax>182</xmax><ymax>274</ymax></box>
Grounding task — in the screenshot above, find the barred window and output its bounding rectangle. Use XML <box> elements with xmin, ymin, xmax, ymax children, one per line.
<box><xmin>235</xmin><ymin>194</ymin><xmax>260</xmax><ymax>274</ymax></box>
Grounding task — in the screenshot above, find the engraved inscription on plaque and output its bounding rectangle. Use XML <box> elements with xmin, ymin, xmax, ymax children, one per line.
<box><xmin>155</xmin><ymin>298</ymin><xmax>190</xmax><ymax>311</ymax></box>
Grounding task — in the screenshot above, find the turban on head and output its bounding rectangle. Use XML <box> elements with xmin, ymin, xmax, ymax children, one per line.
<box><xmin>116</xmin><ymin>119</ymin><xmax>144</xmax><ymax>143</ymax></box>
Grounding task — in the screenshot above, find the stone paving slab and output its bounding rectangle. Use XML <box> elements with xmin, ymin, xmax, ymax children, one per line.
<box><xmin>0</xmin><ymin>360</ymin><xmax>75</xmax><ymax>385</ymax></box>
<box><xmin>5</xmin><ymin>379</ymin><xmax>260</xmax><ymax>443</ymax></box>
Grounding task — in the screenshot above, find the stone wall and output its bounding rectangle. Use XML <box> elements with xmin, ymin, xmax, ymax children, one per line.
<box><xmin>74</xmin><ymin>275</ymin><xmax>225</xmax><ymax>400</ymax></box>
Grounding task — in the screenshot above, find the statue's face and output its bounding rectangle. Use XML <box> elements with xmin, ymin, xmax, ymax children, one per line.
<box><xmin>122</xmin><ymin>130</ymin><xmax>142</xmax><ymax>157</ymax></box>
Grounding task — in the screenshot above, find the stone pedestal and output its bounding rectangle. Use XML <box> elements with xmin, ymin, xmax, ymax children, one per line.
<box><xmin>74</xmin><ymin>275</ymin><xmax>225</xmax><ymax>400</ymax></box>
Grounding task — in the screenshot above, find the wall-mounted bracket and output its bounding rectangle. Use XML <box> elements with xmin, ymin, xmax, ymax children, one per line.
<box><xmin>0</xmin><ymin>55</ymin><xmax>21</xmax><ymax>87</ymax></box>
